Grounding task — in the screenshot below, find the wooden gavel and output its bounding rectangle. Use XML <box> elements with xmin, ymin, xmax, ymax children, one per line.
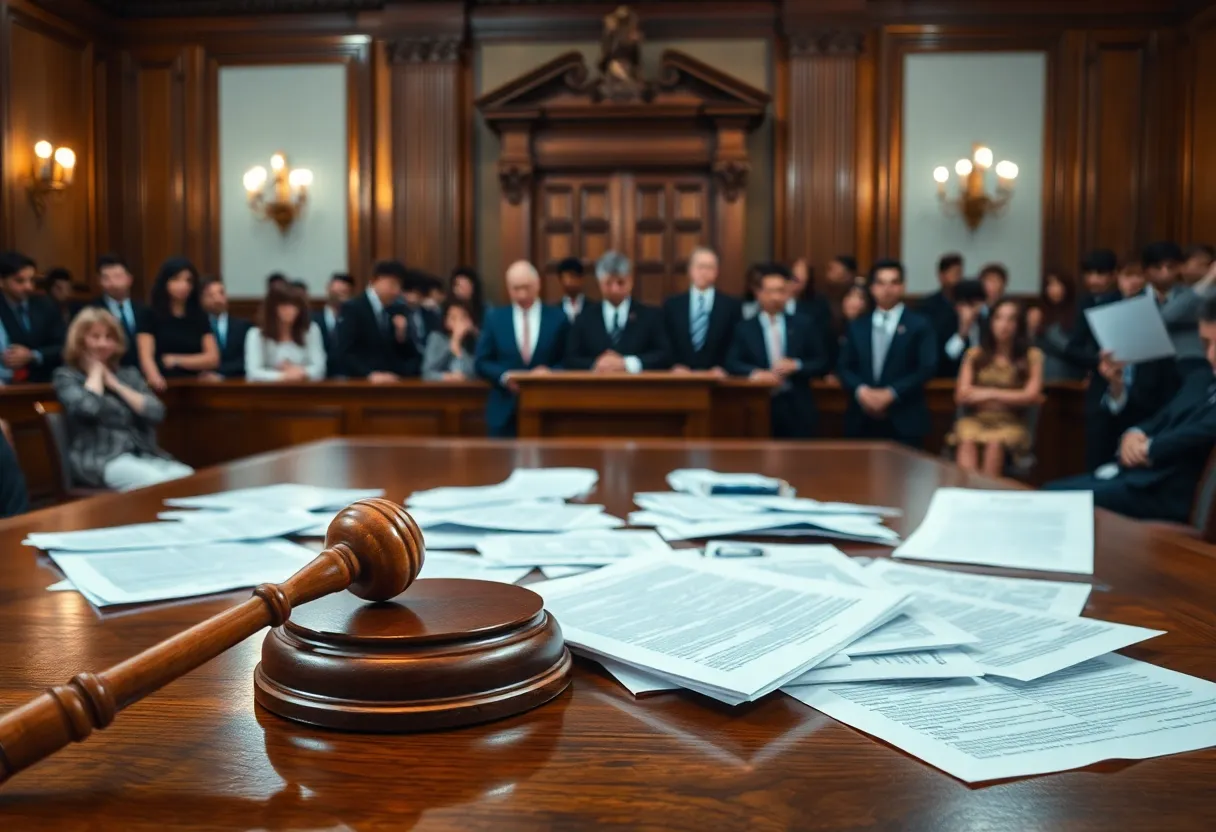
<box><xmin>0</xmin><ymin>498</ymin><xmax>424</xmax><ymax>785</ymax></box>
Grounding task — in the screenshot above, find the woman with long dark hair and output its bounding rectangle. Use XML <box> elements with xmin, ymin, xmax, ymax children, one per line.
<box><xmin>137</xmin><ymin>256</ymin><xmax>219</xmax><ymax>392</ymax></box>
<box><xmin>245</xmin><ymin>283</ymin><xmax>326</xmax><ymax>381</ymax></box>
<box><xmin>948</xmin><ymin>298</ymin><xmax>1044</xmax><ymax>476</ymax></box>
<box><xmin>422</xmin><ymin>300</ymin><xmax>479</xmax><ymax>381</ymax></box>
<box><xmin>1029</xmin><ymin>269</ymin><xmax>1084</xmax><ymax>381</ymax></box>
<box><xmin>449</xmin><ymin>265</ymin><xmax>487</xmax><ymax>324</ymax></box>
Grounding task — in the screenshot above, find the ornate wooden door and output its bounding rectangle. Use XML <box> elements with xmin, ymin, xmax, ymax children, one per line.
<box><xmin>535</xmin><ymin>172</ymin><xmax>711</xmax><ymax>304</ymax></box>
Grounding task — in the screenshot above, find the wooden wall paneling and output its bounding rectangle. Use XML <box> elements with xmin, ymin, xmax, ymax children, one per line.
<box><xmin>1183</xmin><ymin>12</ymin><xmax>1216</xmax><ymax>244</ymax></box>
<box><xmin>712</xmin><ymin>122</ymin><xmax>750</xmax><ymax>292</ymax></box>
<box><xmin>388</xmin><ymin>37</ymin><xmax>463</xmax><ymax>277</ymax></box>
<box><xmin>783</xmin><ymin>31</ymin><xmax>862</xmax><ymax>276</ymax></box>
<box><xmin>372</xmin><ymin>38</ymin><xmax>394</xmax><ymax>266</ymax></box>
<box><xmin>875</xmin><ymin>26</ymin><xmax>1070</xmax><ymax>276</ymax></box>
<box><xmin>496</xmin><ymin>123</ymin><xmax>533</xmax><ymax>274</ymax></box>
<box><xmin>201</xmin><ymin>36</ymin><xmax>374</xmax><ymax>282</ymax></box>
<box><xmin>854</xmin><ymin>32</ymin><xmax>877</xmax><ymax>271</ymax></box>
<box><xmin>2</xmin><ymin>3</ymin><xmax>96</xmax><ymax>284</ymax></box>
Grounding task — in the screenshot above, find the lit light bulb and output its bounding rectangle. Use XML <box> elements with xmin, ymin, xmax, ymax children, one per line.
<box><xmin>54</xmin><ymin>147</ymin><xmax>76</xmax><ymax>169</ymax></box>
<box><xmin>34</xmin><ymin>141</ymin><xmax>53</xmax><ymax>160</ymax></box>
<box><xmin>288</xmin><ymin>168</ymin><xmax>313</xmax><ymax>189</ymax></box>
<box><xmin>270</xmin><ymin>154</ymin><xmax>286</xmax><ymax>172</ymax></box>
<box><xmin>933</xmin><ymin>166</ymin><xmax>950</xmax><ymax>184</ymax></box>
<box><xmin>243</xmin><ymin>166</ymin><xmax>268</xmax><ymax>193</ymax></box>
<box><xmin>995</xmin><ymin>160</ymin><xmax>1019</xmax><ymax>180</ymax></box>
<box><xmin>974</xmin><ymin>146</ymin><xmax>993</xmax><ymax>169</ymax></box>
<box><xmin>955</xmin><ymin>159</ymin><xmax>973</xmax><ymax>177</ymax></box>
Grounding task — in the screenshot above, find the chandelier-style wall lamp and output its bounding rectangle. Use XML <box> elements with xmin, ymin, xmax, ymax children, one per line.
<box><xmin>933</xmin><ymin>143</ymin><xmax>1018</xmax><ymax>231</ymax></box>
<box><xmin>243</xmin><ymin>152</ymin><xmax>313</xmax><ymax>233</ymax></box>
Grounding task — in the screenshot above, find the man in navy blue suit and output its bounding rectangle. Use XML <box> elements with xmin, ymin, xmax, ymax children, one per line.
<box><xmin>1045</xmin><ymin>296</ymin><xmax>1216</xmax><ymax>523</ymax></box>
<box><xmin>475</xmin><ymin>260</ymin><xmax>568</xmax><ymax>438</ymax></box>
<box><xmin>725</xmin><ymin>263</ymin><xmax>828</xmax><ymax>438</ymax></box>
<box><xmin>837</xmin><ymin>258</ymin><xmax>938</xmax><ymax>449</ymax></box>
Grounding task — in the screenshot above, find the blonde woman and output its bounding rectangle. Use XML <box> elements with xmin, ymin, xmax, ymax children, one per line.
<box><xmin>52</xmin><ymin>307</ymin><xmax>192</xmax><ymax>490</ymax></box>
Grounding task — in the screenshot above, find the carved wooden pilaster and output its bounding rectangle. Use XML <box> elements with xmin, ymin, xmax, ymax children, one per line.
<box><xmin>387</xmin><ymin>38</ymin><xmax>462</xmax><ymax>65</ymax></box>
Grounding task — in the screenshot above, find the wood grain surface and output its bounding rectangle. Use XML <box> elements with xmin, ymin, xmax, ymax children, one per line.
<box><xmin>0</xmin><ymin>438</ymin><xmax>1213</xmax><ymax>829</ymax></box>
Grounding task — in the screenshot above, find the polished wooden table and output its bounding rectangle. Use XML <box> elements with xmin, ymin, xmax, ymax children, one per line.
<box><xmin>3</xmin><ymin>438</ymin><xmax>1212</xmax><ymax>829</ymax></box>
<box><xmin>512</xmin><ymin>371</ymin><xmax>772</xmax><ymax>438</ymax></box>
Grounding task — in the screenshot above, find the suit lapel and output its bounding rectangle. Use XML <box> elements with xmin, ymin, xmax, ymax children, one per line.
<box><xmin>857</xmin><ymin>315</ymin><xmax>875</xmax><ymax>383</ymax></box>
<box><xmin>588</xmin><ymin>304</ymin><xmax>611</xmax><ymax>353</ymax></box>
<box><xmin>880</xmin><ymin>314</ymin><xmax>910</xmax><ymax>385</ymax></box>
<box><xmin>747</xmin><ymin>317</ymin><xmax>769</xmax><ymax>366</ymax></box>
<box><xmin>706</xmin><ymin>294</ymin><xmax>730</xmax><ymax>349</ymax></box>
<box><xmin>673</xmin><ymin>293</ymin><xmax>691</xmax><ymax>348</ymax></box>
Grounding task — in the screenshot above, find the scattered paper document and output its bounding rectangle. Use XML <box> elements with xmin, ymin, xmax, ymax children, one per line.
<box><xmin>25</xmin><ymin>510</ymin><xmax>321</xmax><ymax>552</ymax></box>
<box><xmin>164</xmin><ymin>484</ymin><xmax>385</xmax><ymax>512</ymax></box>
<box><xmin>894</xmin><ymin>488</ymin><xmax>1094</xmax><ymax>574</ymax></box>
<box><xmin>407</xmin><ymin>468</ymin><xmax>598</xmax><ymax>510</ymax></box>
<box><xmin>666</xmin><ymin>469</ymin><xmax>791</xmax><ymax>497</ymax></box>
<box><xmin>786</xmin><ymin>649</ymin><xmax>983</xmax><ymax>685</ymax></box>
<box><xmin>1084</xmin><ymin>293</ymin><xmax>1177</xmax><ymax>364</ymax></box>
<box><xmin>416</xmin><ymin>552</ymin><xmax>533</xmax><ymax>585</ymax></box>
<box><xmin>867</xmin><ymin>559</ymin><xmax>1091</xmax><ymax>617</ymax></box>
<box><xmin>534</xmin><ymin>556</ymin><xmax>909</xmax><ymax>704</ymax></box>
<box><xmin>631</xmin><ymin>510</ymin><xmax>899</xmax><ymax>546</ymax></box>
<box><xmin>594</xmin><ymin>652</ymin><xmax>852</xmax><ymax>697</ymax></box>
<box><xmin>788</xmin><ymin>654</ymin><xmax>1216</xmax><ymax>783</ymax></box>
<box><xmin>411</xmin><ymin>503</ymin><xmax>622</xmax><ymax>535</ymax></box>
<box><xmin>728</xmin><ymin>544</ymin><xmax>979</xmax><ymax>656</ymax></box>
<box><xmin>539</xmin><ymin>565</ymin><xmax>596</xmax><ymax>580</ymax></box>
<box><xmin>913</xmin><ymin>591</ymin><xmax>1162</xmax><ymax>681</ymax></box>
<box><xmin>47</xmin><ymin>540</ymin><xmax>317</xmax><ymax>607</ymax></box>
<box><xmin>477</xmin><ymin>530</ymin><xmax>672</xmax><ymax>566</ymax></box>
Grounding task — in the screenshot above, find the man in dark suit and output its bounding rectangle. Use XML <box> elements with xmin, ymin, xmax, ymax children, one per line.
<box><xmin>314</xmin><ymin>272</ymin><xmax>354</xmax><ymax>377</ymax></box>
<box><xmin>87</xmin><ymin>254</ymin><xmax>150</xmax><ymax>368</ymax></box>
<box><xmin>916</xmin><ymin>252</ymin><xmax>967</xmax><ymax>378</ymax></box>
<box><xmin>566</xmin><ymin>251</ymin><xmax>672</xmax><ymax>372</ymax></box>
<box><xmin>1044</xmin><ymin>295</ymin><xmax>1216</xmax><ymax>523</ymax></box>
<box><xmin>557</xmin><ymin>257</ymin><xmax>587</xmax><ymax>324</ymax></box>
<box><xmin>402</xmin><ymin>269</ymin><xmax>443</xmax><ymax>356</ymax></box>
<box><xmin>663</xmin><ymin>247</ymin><xmax>742</xmax><ymax>372</ymax></box>
<box><xmin>0</xmin><ymin>250</ymin><xmax>64</xmax><ymax>384</ymax></box>
<box><xmin>1064</xmin><ymin>256</ymin><xmax>1180</xmax><ymax>470</ymax></box>
<box><xmin>837</xmin><ymin>258</ymin><xmax>938</xmax><ymax>448</ymax></box>
<box><xmin>475</xmin><ymin>260</ymin><xmax>569</xmax><ymax>437</ymax></box>
<box><xmin>199</xmin><ymin>276</ymin><xmax>251</xmax><ymax>380</ymax></box>
<box><xmin>725</xmin><ymin>263</ymin><xmax>828</xmax><ymax>438</ymax></box>
<box><xmin>334</xmin><ymin>260</ymin><xmax>420</xmax><ymax>381</ymax></box>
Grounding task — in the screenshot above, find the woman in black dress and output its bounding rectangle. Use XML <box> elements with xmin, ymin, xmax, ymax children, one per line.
<box><xmin>137</xmin><ymin>256</ymin><xmax>219</xmax><ymax>391</ymax></box>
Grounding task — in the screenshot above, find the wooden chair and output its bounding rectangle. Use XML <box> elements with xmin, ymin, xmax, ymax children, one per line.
<box><xmin>33</xmin><ymin>401</ymin><xmax>108</xmax><ymax>502</ymax></box>
<box><xmin>1142</xmin><ymin>446</ymin><xmax>1216</xmax><ymax>544</ymax></box>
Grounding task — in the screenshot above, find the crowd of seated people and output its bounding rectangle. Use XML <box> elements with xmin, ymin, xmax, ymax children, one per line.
<box><xmin>2</xmin><ymin>238</ymin><xmax>1216</xmax><ymax>524</ymax></box>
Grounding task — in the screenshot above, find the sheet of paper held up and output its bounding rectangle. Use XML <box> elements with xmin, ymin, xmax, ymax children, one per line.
<box><xmin>24</xmin><ymin>510</ymin><xmax>321</xmax><ymax>552</ymax></box>
<box><xmin>893</xmin><ymin>488</ymin><xmax>1094</xmax><ymax>574</ymax></box>
<box><xmin>164</xmin><ymin>484</ymin><xmax>385</xmax><ymax>512</ymax></box>
<box><xmin>47</xmin><ymin>540</ymin><xmax>318</xmax><ymax>607</ymax></box>
<box><xmin>534</xmin><ymin>555</ymin><xmax>909</xmax><ymax>705</ymax></box>
<box><xmin>787</xmin><ymin>654</ymin><xmax>1216</xmax><ymax>783</ymax></box>
<box><xmin>476</xmin><ymin>529</ymin><xmax>672</xmax><ymax>566</ymax></box>
<box><xmin>867</xmin><ymin>559</ymin><xmax>1091</xmax><ymax>617</ymax></box>
<box><xmin>406</xmin><ymin>468</ymin><xmax>599</xmax><ymax>510</ymax></box>
<box><xmin>1084</xmin><ymin>293</ymin><xmax>1177</xmax><ymax>363</ymax></box>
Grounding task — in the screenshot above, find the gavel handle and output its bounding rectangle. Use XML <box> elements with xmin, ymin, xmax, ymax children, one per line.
<box><xmin>0</xmin><ymin>545</ymin><xmax>360</xmax><ymax>784</ymax></box>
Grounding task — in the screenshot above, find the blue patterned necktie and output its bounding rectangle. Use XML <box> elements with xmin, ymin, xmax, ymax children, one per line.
<box><xmin>691</xmin><ymin>292</ymin><xmax>709</xmax><ymax>352</ymax></box>
<box><xmin>610</xmin><ymin>306</ymin><xmax>624</xmax><ymax>345</ymax></box>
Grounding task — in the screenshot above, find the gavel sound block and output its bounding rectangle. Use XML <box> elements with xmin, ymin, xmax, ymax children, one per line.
<box><xmin>0</xmin><ymin>499</ymin><xmax>572</xmax><ymax>784</ymax></box>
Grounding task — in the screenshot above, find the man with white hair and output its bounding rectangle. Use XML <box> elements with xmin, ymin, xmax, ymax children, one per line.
<box><xmin>566</xmin><ymin>250</ymin><xmax>671</xmax><ymax>372</ymax></box>
<box><xmin>663</xmin><ymin>246</ymin><xmax>741</xmax><ymax>373</ymax></box>
<box><xmin>474</xmin><ymin>260</ymin><xmax>569</xmax><ymax>437</ymax></box>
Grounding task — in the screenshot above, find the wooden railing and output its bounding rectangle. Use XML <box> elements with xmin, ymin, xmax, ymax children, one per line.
<box><xmin>0</xmin><ymin>378</ymin><xmax>1088</xmax><ymax>503</ymax></box>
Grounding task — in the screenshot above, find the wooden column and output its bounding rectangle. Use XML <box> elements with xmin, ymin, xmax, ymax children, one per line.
<box><xmin>496</xmin><ymin>123</ymin><xmax>533</xmax><ymax>273</ymax></box>
<box><xmin>712</xmin><ymin>120</ymin><xmax>749</xmax><ymax>289</ymax></box>
<box><xmin>387</xmin><ymin>37</ymin><xmax>464</xmax><ymax>276</ymax></box>
<box><xmin>782</xmin><ymin>30</ymin><xmax>863</xmax><ymax>273</ymax></box>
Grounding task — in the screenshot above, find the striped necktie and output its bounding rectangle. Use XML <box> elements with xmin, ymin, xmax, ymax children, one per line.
<box><xmin>691</xmin><ymin>292</ymin><xmax>709</xmax><ymax>352</ymax></box>
<box><xmin>610</xmin><ymin>306</ymin><xmax>624</xmax><ymax>345</ymax></box>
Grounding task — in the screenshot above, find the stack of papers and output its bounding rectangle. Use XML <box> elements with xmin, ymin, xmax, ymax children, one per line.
<box><xmin>545</xmin><ymin>543</ymin><xmax>1203</xmax><ymax>781</ymax></box>
<box><xmin>534</xmin><ymin>554</ymin><xmax>912</xmax><ymax>705</ymax></box>
<box><xmin>165</xmin><ymin>484</ymin><xmax>386</xmax><ymax>512</ymax></box>
<box><xmin>629</xmin><ymin>492</ymin><xmax>899</xmax><ymax>545</ymax></box>
<box><xmin>476</xmin><ymin>530</ymin><xmax>672</xmax><ymax>567</ymax></box>
<box><xmin>24</xmin><ymin>510</ymin><xmax>321</xmax><ymax>552</ymax></box>
<box><xmin>667</xmin><ymin>469</ymin><xmax>791</xmax><ymax>497</ymax></box>
<box><xmin>894</xmin><ymin>488</ymin><xmax>1095</xmax><ymax>574</ymax></box>
<box><xmin>407</xmin><ymin>468</ymin><xmax>598</xmax><ymax>509</ymax></box>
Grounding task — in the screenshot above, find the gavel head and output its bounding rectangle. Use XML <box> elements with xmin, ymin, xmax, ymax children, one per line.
<box><xmin>325</xmin><ymin>499</ymin><xmax>425</xmax><ymax>601</ymax></box>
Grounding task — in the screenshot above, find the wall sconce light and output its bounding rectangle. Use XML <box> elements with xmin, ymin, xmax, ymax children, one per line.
<box><xmin>243</xmin><ymin>152</ymin><xmax>312</xmax><ymax>233</ymax></box>
<box><xmin>27</xmin><ymin>140</ymin><xmax>77</xmax><ymax>221</ymax></box>
<box><xmin>933</xmin><ymin>143</ymin><xmax>1018</xmax><ymax>231</ymax></box>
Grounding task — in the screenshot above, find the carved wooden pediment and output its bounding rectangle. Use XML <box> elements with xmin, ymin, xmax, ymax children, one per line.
<box><xmin>476</xmin><ymin>49</ymin><xmax>769</xmax><ymax>128</ymax></box>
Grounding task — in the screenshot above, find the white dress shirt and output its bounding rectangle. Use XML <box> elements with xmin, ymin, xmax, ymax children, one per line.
<box><xmin>868</xmin><ymin>303</ymin><xmax>905</xmax><ymax>394</ymax></box>
<box><xmin>690</xmin><ymin>287</ymin><xmax>715</xmax><ymax>322</ymax></box>
<box><xmin>365</xmin><ymin>286</ymin><xmax>384</xmax><ymax>318</ymax></box>
<box><xmin>245</xmin><ymin>323</ymin><xmax>327</xmax><ymax>381</ymax></box>
<box><xmin>105</xmin><ymin>295</ymin><xmax>137</xmax><ymax>334</ymax></box>
<box><xmin>324</xmin><ymin>306</ymin><xmax>338</xmax><ymax>337</ymax></box>
<box><xmin>562</xmin><ymin>295</ymin><xmax>584</xmax><ymax>323</ymax></box>
<box><xmin>603</xmin><ymin>298</ymin><xmax>642</xmax><ymax>374</ymax></box>
<box><xmin>758</xmin><ymin>312</ymin><xmax>787</xmax><ymax>368</ymax></box>
<box><xmin>944</xmin><ymin>303</ymin><xmax>986</xmax><ymax>361</ymax></box>
<box><xmin>210</xmin><ymin>312</ymin><xmax>229</xmax><ymax>350</ymax></box>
